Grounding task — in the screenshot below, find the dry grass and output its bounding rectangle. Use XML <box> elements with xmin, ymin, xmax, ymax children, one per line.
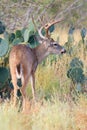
<box><xmin>0</xmin><ymin>96</ymin><xmax>87</xmax><ymax>130</ymax></box>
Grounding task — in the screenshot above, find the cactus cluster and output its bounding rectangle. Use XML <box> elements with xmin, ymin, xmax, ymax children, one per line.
<box><xmin>67</xmin><ymin>57</ymin><xmax>85</xmax><ymax>84</ymax></box>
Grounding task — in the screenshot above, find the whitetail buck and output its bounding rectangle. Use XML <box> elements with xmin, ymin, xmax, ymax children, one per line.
<box><xmin>9</xmin><ymin>19</ymin><xmax>66</xmax><ymax>110</ymax></box>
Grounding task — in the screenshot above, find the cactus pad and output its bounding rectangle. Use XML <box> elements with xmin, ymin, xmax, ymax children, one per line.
<box><xmin>12</xmin><ymin>38</ymin><xmax>22</xmax><ymax>45</ymax></box>
<box><xmin>0</xmin><ymin>67</ymin><xmax>9</xmax><ymax>89</ymax></box>
<box><xmin>67</xmin><ymin>58</ymin><xmax>85</xmax><ymax>84</ymax></box>
<box><xmin>49</xmin><ymin>25</ymin><xmax>55</xmax><ymax>33</ymax></box>
<box><xmin>0</xmin><ymin>38</ymin><xmax>9</xmax><ymax>57</ymax></box>
<box><xmin>0</xmin><ymin>21</ymin><xmax>6</xmax><ymax>34</ymax></box>
<box><xmin>28</xmin><ymin>35</ymin><xmax>39</xmax><ymax>48</ymax></box>
<box><xmin>9</xmin><ymin>33</ymin><xmax>15</xmax><ymax>43</ymax></box>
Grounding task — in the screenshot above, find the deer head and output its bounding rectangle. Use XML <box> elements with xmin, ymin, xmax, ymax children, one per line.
<box><xmin>33</xmin><ymin>19</ymin><xmax>66</xmax><ymax>63</ymax></box>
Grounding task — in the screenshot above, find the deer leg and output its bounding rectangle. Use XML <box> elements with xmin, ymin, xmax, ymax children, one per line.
<box><xmin>20</xmin><ymin>77</ymin><xmax>28</xmax><ymax>111</ymax></box>
<box><xmin>20</xmin><ymin>87</ymin><xmax>26</xmax><ymax>111</ymax></box>
<box><xmin>12</xmin><ymin>77</ymin><xmax>18</xmax><ymax>106</ymax></box>
<box><xmin>13</xmin><ymin>87</ymin><xmax>17</xmax><ymax>106</ymax></box>
<box><xmin>30</xmin><ymin>73</ymin><xmax>36</xmax><ymax>101</ymax></box>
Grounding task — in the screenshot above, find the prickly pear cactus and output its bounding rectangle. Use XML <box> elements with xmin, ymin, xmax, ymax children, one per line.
<box><xmin>28</xmin><ymin>35</ymin><xmax>39</xmax><ymax>48</ymax></box>
<box><xmin>12</xmin><ymin>38</ymin><xmax>22</xmax><ymax>45</ymax></box>
<box><xmin>67</xmin><ymin>57</ymin><xmax>85</xmax><ymax>84</ymax></box>
<box><xmin>0</xmin><ymin>21</ymin><xmax>6</xmax><ymax>34</ymax></box>
<box><xmin>0</xmin><ymin>38</ymin><xmax>9</xmax><ymax>57</ymax></box>
<box><xmin>24</xmin><ymin>20</ymin><xmax>35</xmax><ymax>43</ymax></box>
<box><xmin>49</xmin><ymin>25</ymin><xmax>55</xmax><ymax>33</ymax></box>
<box><xmin>0</xmin><ymin>67</ymin><xmax>9</xmax><ymax>89</ymax></box>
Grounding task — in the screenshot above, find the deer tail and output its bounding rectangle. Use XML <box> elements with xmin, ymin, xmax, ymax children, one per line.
<box><xmin>16</xmin><ymin>64</ymin><xmax>23</xmax><ymax>87</ymax></box>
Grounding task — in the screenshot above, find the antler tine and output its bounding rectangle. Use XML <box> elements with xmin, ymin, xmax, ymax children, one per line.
<box><xmin>44</xmin><ymin>19</ymin><xmax>64</xmax><ymax>30</ymax></box>
<box><xmin>44</xmin><ymin>19</ymin><xmax>64</xmax><ymax>37</ymax></box>
<box><xmin>38</xmin><ymin>26</ymin><xmax>48</xmax><ymax>40</ymax></box>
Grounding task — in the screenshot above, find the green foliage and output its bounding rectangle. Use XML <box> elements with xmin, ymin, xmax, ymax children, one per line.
<box><xmin>4</xmin><ymin>31</ymin><xmax>9</xmax><ymax>41</ymax></box>
<box><xmin>68</xmin><ymin>34</ymin><xmax>74</xmax><ymax>43</ymax></box>
<box><xmin>0</xmin><ymin>67</ymin><xmax>9</xmax><ymax>89</ymax></box>
<box><xmin>67</xmin><ymin>57</ymin><xmax>85</xmax><ymax>84</ymax></box>
<box><xmin>0</xmin><ymin>21</ymin><xmax>6</xmax><ymax>34</ymax></box>
<box><xmin>12</xmin><ymin>38</ymin><xmax>22</xmax><ymax>45</ymax></box>
<box><xmin>80</xmin><ymin>28</ymin><xmax>86</xmax><ymax>44</ymax></box>
<box><xmin>15</xmin><ymin>30</ymin><xmax>22</xmax><ymax>38</ymax></box>
<box><xmin>81</xmin><ymin>28</ymin><xmax>86</xmax><ymax>39</ymax></box>
<box><xmin>9</xmin><ymin>33</ymin><xmax>15</xmax><ymax>43</ymax></box>
<box><xmin>0</xmin><ymin>38</ymin><xmax>9</xmax><ymax>57</ymax></box>
<box><xmin>24</xmin><ymin>21</ymin><xmax>35</xmax><ymax>42</ymax></box>
<box><xmin>76</xmin><ymin>83</ymin><xmax>82</xmax><ymax>93</ymax></box>
<box><xmin>21</xmin><ymin>28</ymin><xmax>26</xmax><ymax>37</ymax></box>
<box><xmin>70</xmin><ymin>57</ymin><xmax>83</xmax><ymax>68</ymax></box>
<box><xmin>64</xmin><ymin>32</ymin><xmax>74</xmax><ymax>56</ymax></box>
<box><xmin>24</xmin><ymin>28</ymin><xmax>33</xmax><ymax>42</ymax></box>
<box><xmin>49</xmin><ymin>25</ymin><xmax>55</xmax><ymax>33</ymax></box>
<box><xmin>28</xmin><ymin>35</ymin><xmax>39</xmax><ymax>48</ymax></box>
<box><xmin>15</xmin><ymin>30</ymin><xmax>24</xmax><ymax>42</ymax></box>
<box><xmin>67</xmin><ymin>67</ymin><xmax>85</xmax><ymax>84</ymax></box>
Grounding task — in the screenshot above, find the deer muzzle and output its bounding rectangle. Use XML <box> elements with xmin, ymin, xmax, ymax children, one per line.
<box><xmin>61</xmin><ymin>48</ymin><xmax>66</xmax><ymax>54</ymax></box>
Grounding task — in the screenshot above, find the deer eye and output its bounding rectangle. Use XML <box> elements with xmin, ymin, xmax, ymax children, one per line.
<box><xmin>53</xmin><ymin>43</ymin><xmax>58</xmax><ymax>46</ymax></box>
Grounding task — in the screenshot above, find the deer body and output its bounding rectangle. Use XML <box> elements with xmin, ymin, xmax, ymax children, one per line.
<box><xmin>9</xmin><ymin>20</ymin><xmax>66</xmax><ymax>111</ymax></box>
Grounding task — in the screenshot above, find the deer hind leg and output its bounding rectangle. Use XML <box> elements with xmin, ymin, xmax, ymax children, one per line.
<box><xmin>20</xmin><ymin>78</ymin><xmax>29</xmax><ymax>111</ymax></box>
<box><xmin>30</xmin><ymin>73</ymin><xmax>36</xmax><ymax>101</ymax></box>
<box><xmin>11</xmin><ymin>75</ymin><xmax>18</xmax><ymax>106</ymax></box>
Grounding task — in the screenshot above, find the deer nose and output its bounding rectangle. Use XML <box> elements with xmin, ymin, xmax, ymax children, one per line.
<box><xmin>61</xmin><ymin>48</ymin><xmax>66</xmax><ymax>54</ymax></box>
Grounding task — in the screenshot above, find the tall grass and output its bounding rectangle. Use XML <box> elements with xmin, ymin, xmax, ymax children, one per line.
<box><xmin>0</xmin><ymin>96</ymin><xmax>87</xmax><ymax>130</ymax></box>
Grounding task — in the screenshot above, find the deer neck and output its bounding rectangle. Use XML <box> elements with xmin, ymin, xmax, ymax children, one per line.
<box><xmin>33</xmin><ymin>43</ymin><xmax>49</xmax><ymax>64</ymax></box>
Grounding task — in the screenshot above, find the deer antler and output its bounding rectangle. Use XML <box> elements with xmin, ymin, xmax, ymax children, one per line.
<box><xmin>39</xmin><ymin>19</ymin><xmax>64</xmax><ymax>39</ymax></box>
<box><xmin>31</xmin><ymin>15</ymin><xmax>63</xmax><ymax>40</ymax></box>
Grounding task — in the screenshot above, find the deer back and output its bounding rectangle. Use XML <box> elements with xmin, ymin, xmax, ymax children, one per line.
<box><xmin>9</xmin><ymin>44</ymin><xmax>38</xmax><ymax>77</ymax></box>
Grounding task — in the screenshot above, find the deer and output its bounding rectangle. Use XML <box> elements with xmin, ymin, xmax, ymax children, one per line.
<box><xmin>9</xmin><ymin>19</ymin><xmax>66</xmax><ymax>111</ymax></box>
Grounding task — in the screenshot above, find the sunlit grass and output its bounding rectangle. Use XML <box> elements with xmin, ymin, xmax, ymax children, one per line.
<box><xmin>0</xmin><ymin>96</ymin><xmax>87</xmax><ymax>130</ymax></box>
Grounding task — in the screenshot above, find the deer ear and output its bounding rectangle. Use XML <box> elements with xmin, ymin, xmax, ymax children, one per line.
<box><xmin>50</xmin><ymin>38</ymin><xmax>54</xmax><ymax>42</ymax></box>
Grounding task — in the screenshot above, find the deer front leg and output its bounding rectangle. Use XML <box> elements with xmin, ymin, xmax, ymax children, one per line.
<box><xmin>30</xmin><ymin>73</ymin><xmax>36</xmax><ymax>101</ymax></box>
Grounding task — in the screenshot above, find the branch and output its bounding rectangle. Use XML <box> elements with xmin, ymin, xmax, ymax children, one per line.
<box><xmin>55</xmin><ymin>0</ymin><xmax>82</xmax><ymax>19</ymax></box>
